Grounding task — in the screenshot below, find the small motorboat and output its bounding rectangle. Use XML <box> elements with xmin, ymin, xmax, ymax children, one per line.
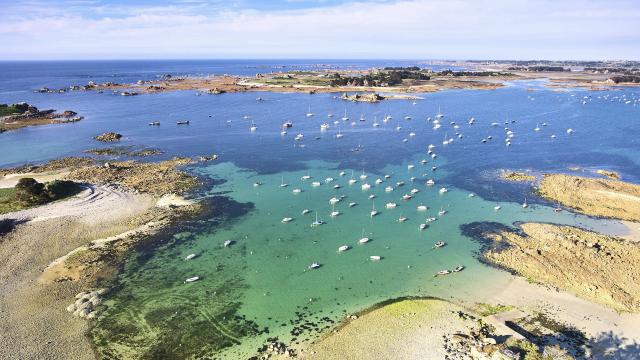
<box><xmin>330</xmin><ymin>210</ymin><xmax>341</xmax><ymax>217</ymax></box>
<box><xmin>329</xmin><ymin>197</ymin><xmax>340</xmax><ymax>204</ymax></box>
<box><xmin>339</xmin><ymin>171</ymin><xmax>346</xmax><ymax>176</ymax></box>
<box><xmin>253</xmin><ymin>182</ymin><xmax>262</xmax><ymax>187</ymax></box>
<box><xmin>349</xmin><ymin>202</ymin><xmax>357</xmax><ymax>207</ymax></box>
<box><xmin>359</xmin><ymin>237</ymin><xmax>370</xmax><ymax>244</ymax></box>
<box><xmin>407</xmin><ymin>164</ymin><xmax>415</xmax><ymax>170</ymax></box>
<box><xmin>185</xmin><ymin>254</ymin><xmax>197</xmax><ymax>261</ymax></box>
<box><xmin>223</xmin><ymin>240</ymin><xmax>234</xmax><ymax>247</ymax></box>
<box><xmin>369</xmin><ymin>255</ymin><xmax>382</xmax><ymax>261</ymax></box>
<box><xmin>439</xmin><ymin>188</ymin><xmax>448</xmax><ymax>194</ymax></box>
<box><xmin>294</xmin><ymin>133</ymin><xmax>304</xmax><ymax>141</ymax></box>
<box><xmin>494</xmin><ymin>205</ymin><xmax>501</xmax><ymax>211</ymax></box>
<box><xmin>419</xmin><ymin>223</ymin><xmax>427</xmax><ymax>230</ymax></box>
<box><xmin>417</xmin><ymin>205</ymin><xmax>428</xmax><ymax>211</ymax></box>
<box><xmin>438</xmin><ymin>209</ymin><xmax>447</xmax><ymax>216</ymax></box>
<box><xmin>435</xmin><ymin>270</ymin><xmax>450</xmax><ymax>276</ymax></box>
<box><xmin>421</xmin><ymin>159</ymin><xmax>428</xmax><ymax>164</ymax></box>
<box><xmin>402</xmin><ymin>194</ymin><xmax>412</xmax><ymax>200</ymax></box>
<box><xmin>410</xmin><ymin>188</ymin><xmax>420</xmax><ymax>194</ymax></box>
<box><xmin>338</xmin><ymin>245</ymin><xmax>350</xmax><ymax>252</ymax></box>
<box><xmin>325</xmin><ymin>177</ymin><xmax>334</xmax><ymax>183</ymax></box>
<box><xmin>361</xmin><ymin>183</ymin><xmax>372</xmax><ymax>190</ymax></box>
<box><xmin>375</xmin><ymin>178</ymin><xmax>383</xmax><ymax>184</ymax></box>
<box><xmin>302</xmin><ymin>209</ymin><xmax>311</xmax><ymax>215</ymax></box>
<box><xmin>292</xmin><ymin>188</ymin><xmax>303</xmax><ymax>194</ymax></box>
<box><xmin>308</xmin><ymin>263</ymin><xmax>321</xmax><ymax>269</ymax></box>
<box><xmin>468</xmin><ymin>193</ymin><xmax>475</xmax><ymax>198</ymax></box>
<box><xmin>453</xmin><ymin>265</ymin><xmax>465</xmax><ymax>272</ymax></box>
<box><xmin>348</xmin><ymin>178</ymin><xmax>357</xmax><ymax>185</ymax></box>
<box><xmin>426</xmin><ymin>179</ymin><xmax>435</xmax><ymax>186</ymax></box>
<box><xmin>426</xmin><ymin>217</ymin><xmax>437</xmax><ymax>222</ymax></box>
<box><xmin>397</xmin><ymin>216</ymin><xmax>408</xmax><ymax>222</ymax></box>
<box><xmin>176</xmin><ymin>120</ymin><xmax>190</xmax><ymax>125</ymax></box>
<box><xmin>385</xmin><ymin>186</ymin><xmax>394</xmax><ymax>192</ymax></box>
<box><xmin>281</xmin><ymin>217</ymin><xmax>294</xmax><ymax>223</ymax></box>
<box><xmin>385</xmin><ymin>202</ymin><xmax>397</xmax><ymax>209</ymax></box>
<box><xmin>333</xmin><ymin>184</ymin><xmax>341</xmax><ymax>189</ymax></box>
<box><xmin>301</xmin><ymin>175</ymin><xmax>312</xmax><ymax>180</ymax></box>
<box><xmin>368</xmin><ymin>194</ymin><xmax>376</xmax><ymax>199</ymax></box>
<box><xmin>312</xmin><ymin>181</ymin><xmax>321</xmax><ymax>187</ymax></box>
<box><xmin>184</xmin><ymin>276</ymin><xmax>200</xmax><ymax>283</ymax></box>
<box><xmin>434</xmin><ymin>241</ymin><xmax>446</xmax><ymax>248</ymax></box>
<box><xmin>149</xmin><ymin>121</ymin><xmax>160</xmax><ymax>126</ymax></box>
<box><xmin>396</xmin><ymin>181</ymin><xmax>405</xmax><ymax>187</ymax></box>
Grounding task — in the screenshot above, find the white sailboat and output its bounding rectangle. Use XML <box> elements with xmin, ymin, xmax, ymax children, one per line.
<box><xmin>370</xmin><ymin>201</ymin><xmax>379</xmax><ymax>217</ymax></box>
<box><xmin>341</xmin><ymin>108</ymin><xmax>349</xmax><ymax>121</ymax></box>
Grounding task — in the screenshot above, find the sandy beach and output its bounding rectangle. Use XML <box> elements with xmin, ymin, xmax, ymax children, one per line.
<box><xmin>0</xmin><ymin>157</ymin><xmax>200</xmax><ymax>360</ymax></box>
<box><xmin>0</xmin><ymin>185</ymin><xmax>155</xmax><ymax>359</ymax></box>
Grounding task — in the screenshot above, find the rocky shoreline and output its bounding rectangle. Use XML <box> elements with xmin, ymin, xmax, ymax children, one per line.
<box><xmin>0</xmin><ymin>102</ymin><xmax>83</xmax><ymax>132</ymax></box>
<box><xmin>0</xmin><ymin>156</ymin><xmax>204</xmax><ymax>359</ymax></box>
<box><xmin>537</xmin><ymin>174</ymin><xmax>640</xmax><ymax>222</ymax></box>
<box><xmin>466</xmin><ymin>221</ymin><xmax>640</xmax><ymax>312</ymax></box>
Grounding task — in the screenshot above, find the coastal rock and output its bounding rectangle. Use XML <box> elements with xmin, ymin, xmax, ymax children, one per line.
<box><xmin>94</xmin><ymin>132</ymin><xmax>122</xmax><ymax>142</ymax></box>
<box><xmin>341</xmin><ymin>92</ymin><xmax>385</xmax><ymax>103</ymax></box>
<box><xmin>499</xmin><ymin>170</ymin><xmax>535</xmax><ymax>182</ymax></box>
<box><xmin>538</xmin><ymin>174</ymin><xmax>640</xmax><ymax>222</ymax></box>
<box><xmin>469</xmin><ymin>221</ymin><xmax>640</xmax><ymax>312</ymax></box>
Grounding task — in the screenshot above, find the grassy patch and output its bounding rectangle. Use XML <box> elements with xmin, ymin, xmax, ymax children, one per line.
<box><xmin>0</xmin><ymin>188</ymin><xmax>26</xmax><ymax>214</ymax></box>
<box><xmin>0</xmin><ymin>180</ymin><xmax>83</xmax><ymax>215</ymax></box>
<box><xmin>262</xmin><ymin>76</ymin><xmax>331</xmax><ymax>87</ymax></box>
<box><xmin>0</xmin><ymin>104</ymin><xmax>25</xmax><ymax>117</ymax></box>
<box><xmin>473</xmin><ymin>302</ymin><xmax>514</xmax><ymax>316</ymax></box>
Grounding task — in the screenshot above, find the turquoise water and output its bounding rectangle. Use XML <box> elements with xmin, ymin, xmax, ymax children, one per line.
<box><xmin>1</xmin><ymin>61</ymin><xmax>639</xmax><ymax>358</ymax></box>
<box><xmin>91</xmin><ymin>157</ymin><xmax>621</xmax><ymax>358</ymax></box>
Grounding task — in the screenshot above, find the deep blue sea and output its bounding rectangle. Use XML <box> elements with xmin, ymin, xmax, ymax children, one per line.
<box><xmin>1</xmin><ymin>60</ymin><xmax>639</xmax><ymax>358</ymax></box>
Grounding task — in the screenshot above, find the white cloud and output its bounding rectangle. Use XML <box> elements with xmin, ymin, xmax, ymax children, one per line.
<box><xmin>1</xmin><ymin>0</ymin><xmax>639</xmax><ymax>60</ymax></box>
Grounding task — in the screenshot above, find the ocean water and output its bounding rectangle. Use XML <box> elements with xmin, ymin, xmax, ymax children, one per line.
<box><xmin>1</xmin><ymin>61</ymin><xmax>639</xmax><ymax>358</ymax></box>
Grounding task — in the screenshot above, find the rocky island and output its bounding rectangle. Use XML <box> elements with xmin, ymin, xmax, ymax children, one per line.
<box><xmin>0</xmin><ymin>102</ymin><xmax>83</xmax><ymax>132</ymax></box>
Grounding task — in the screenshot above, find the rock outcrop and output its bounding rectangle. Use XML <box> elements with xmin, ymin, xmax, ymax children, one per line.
<box><xmin>538</xmin><ymin>174</ymin><xmax>640</xmax><ymax>222</ymax></box>
<box><xmin>93</xmin><ymin>132</ymin><xmax>122</xmax><ymax>142</ymax></box>
<box><xmin>469</xmin><ymin>222</ymin><xmax>640</xmax><ymax>312</ymax></box>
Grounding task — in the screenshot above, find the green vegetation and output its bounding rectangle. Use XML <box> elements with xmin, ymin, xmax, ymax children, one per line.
<box><xmin>262</xmin><ymin>75</ymin><xmax>331</xmax><ymax>87</ymax></box>
<box><xmin>473</xmin><ymin>303</ymin><xmax>514</xmax><ymax>316</ymax></box>
<box><xmin>329</xmin><ymin>70</ymin><xmax>430</xmax><ymax>86</ymax></box>
<box><xmin>0</xmin><ymin>103</ymin><xmax>32</xmax><ymax>117</ymax></box>
<box><xmin>0</xmin><ymin>178</ymin><xmax>82</xmax><ymax>214</ymax></box>
<box><xmin>0</xmin><ymin>188</ymin><xmax>22</xmax><ymax>214</ymax></box>
<box><xmin>610</xmin><ymin>75</ymin><xmax>640</xmax><ymax>83</ymax></box>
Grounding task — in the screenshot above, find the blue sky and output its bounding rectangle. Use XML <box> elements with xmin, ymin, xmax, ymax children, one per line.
<box><xmin>1</xmin><ymin>0</ymin><xmax>639</xmax><ymax>60</ymax></box>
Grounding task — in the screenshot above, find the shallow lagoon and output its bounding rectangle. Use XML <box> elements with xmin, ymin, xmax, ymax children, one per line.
<box><xmin>2</xmin><ymin>61</ymin><xmax>639</xmax><ymax>358</ymax></box>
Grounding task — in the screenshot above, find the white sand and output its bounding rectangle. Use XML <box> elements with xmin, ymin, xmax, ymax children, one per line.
<box><xmin>480</xmin><ymin>276</ymin><xmax>640</xmax><ymax>352</ymax></box>
<box><xmin>0</xmin><ymin>184</ymin><xmax>154</xmax><ymax>224</ymax></box>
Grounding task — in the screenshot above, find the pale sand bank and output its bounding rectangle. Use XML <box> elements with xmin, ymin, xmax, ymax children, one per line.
<box><xmin>305</xmin><ymin>298</ymin><xmax>471</xmax><ymax>360</ymax></box>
